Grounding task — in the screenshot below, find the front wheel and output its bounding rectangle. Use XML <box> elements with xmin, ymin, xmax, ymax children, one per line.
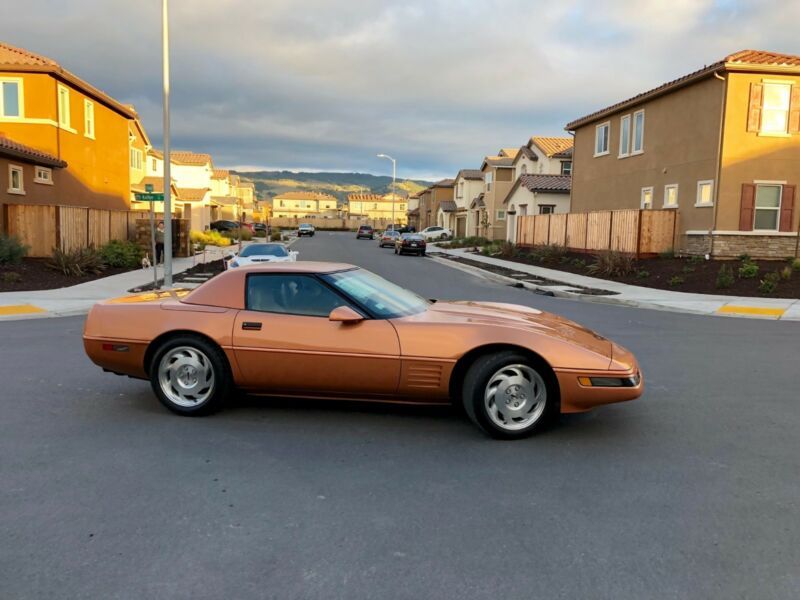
<box><xmin>149</xmin><ymin>335</ymin><xmax>232</xmax><ymax>416</ymax></box>
<box><xmin>462</xmin><ymin>351</ymin><xmax>557</xmax><ymax>439</ymax></box>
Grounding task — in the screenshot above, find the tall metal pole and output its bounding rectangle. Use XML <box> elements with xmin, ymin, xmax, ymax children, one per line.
<box><xmin>391</xmin><ymin>158</ymin><xmax>396</xmax><ymax>228</ymax></box>
<box><xmin>162</xmin><ymin>0</ymin><xmax>173</xmax><ymax>287</ymax></box>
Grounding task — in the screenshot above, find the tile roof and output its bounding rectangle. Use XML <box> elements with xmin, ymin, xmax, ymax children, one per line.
<box><xmin>0</xmin><ymin>42</ymin><xmax>136</xmax><ymax>119</ymax></box>
<box><xmin>347</xmin><ymin>193</ymin><xmax>384</xmax><ymax>201</ymax></box>
<box><xmin>211</xmin><ymin>169</ymin><xmax>230</xmax><ymax>180</ymax></box>
<box><xmin>170</xmin><ymin>151</ymin><xmax>213</xmax><ymax>166</ymax></box>
<box><xmin>433</xmin><ymin>178</ymin><xmax>455</xmax><ymax>188</ymax></box>
<box><xmin>210</xmin><ymin>195</ymin><xmax>239</xmax><ymax>206</ymax></box>
<box><xmin>481</xmin><ymin>156</ymin><xmax>514</xmax><ymax>170</ymax></box>
<box><xmin>499</xmin><ymin>148</ymin><xmax>520</xmax><ymax>159</ymax></box>
<box><xmin>148</xmin><ymin>148</ymin><xmax>163</xmax><ymax>159</ymax></box>
<box><xmin>518</xmin><ymin>174</ymin><xmax>571</xmax><ymax>193</ymax></box>
<box><xmin>567</xmin><ymin>49</ymin><xmax>800</xmax><ymax>129</ymax></box>
<box><xmin>275</xmin><ymin>191</ymin><xmax>336</xmax><ymax>201</ymax></box>
<box><xmin>514</xmin><ymin>146</ymin><xmax>537</xmax><ymax>162</ymax></box>
<box><xmin>175</xmin><ymin>187</ymin><xmax>209</xmax><ymax>201</ymax></box>
<box><xmin>0</xmin><ymin>134</ymin><xmax>66</xmax><ymax>167</ymax></box>
<box><xmin>439</xmin><ymin>200</ymin><xmax>457</xmax><ymax>212</ymax></box>
<box><xmin>529</xmin><ymin>136</ymin><xmax>574</xmax><ymax>158</ymax></box>
<box><xmin>456</xmin><ymin>169</ymin><xmax>485</xmax><ymax>180</ymax></box>
<box><xmin>470</xmin><ymin>193</ymin><xmax>485</xmax><ymax>209</ymax></box>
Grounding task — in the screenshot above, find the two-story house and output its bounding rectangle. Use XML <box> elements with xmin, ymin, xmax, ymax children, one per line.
<box><xmin>450</xmin><ymin>169</ymin><xmax>484</xmax><ymax>237</ymax></box>
<box><xmin>430</xmin><ymin>179</ymin><xmax>455</xmax><ymax>229</ymax></box>
<box><xmin>169</xmin><ymin>151</ymin><xmax>215</xmax><ymax>231</ymax></box>
<box><xmin>475</xmin><ymin>150</ymin><xmax>517</xmax><ymax>240</ymax></box>
<box><xmin>347</xmin><ymin>193</ymin><xmax>407</xmax><ymax>224</ymax></box>
<box><xmin>272</xmin><ymin>191</ymin><xmax>338</xmax><ymax>219</ymax></box>
<box><xmin>512</xmin><ymin>136</ymin><xmax>573</xmax><ymax>177</ymax></box>
<box><xmin>0</xmin><ymin>41</ymin><xmax>136</xmax><ymax>215</ymax></box>
<box><xmin>567</xmin><ymin>49</ymin><xmax>800</xmax><ymax>258</ymax></box>
<box><xmin>210</xmin><ymin>168</ymin><xmax>239</xmax><ymax>221</ymax></box>
<box><xmin>406</xmin><ymin>193</ymin><xmax>420</xmax><ymax>229</ymax></box>
<box><xmin>417</xmin><ymin>187</ymin><xmax>433</xmax><ymax>229</ymax></box>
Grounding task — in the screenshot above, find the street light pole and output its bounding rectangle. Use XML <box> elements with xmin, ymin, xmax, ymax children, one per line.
<box><xmin>377</xmin><ymin>153</ymin><xmax>396</xmax><ymax>228</ymax></box>
<box><xmin>162</xmin><ymin>0</ymin><xmax>173</xmax><ymax>287</ymax></box>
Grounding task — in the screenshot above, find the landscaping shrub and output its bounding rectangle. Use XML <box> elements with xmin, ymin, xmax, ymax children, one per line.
<box><xmin>780</xmin><ymin>266</ymin><xmax>792</xmax><ymax>281</ymax></box>
<box><xmin>571</xmin><ymin>258</ymin><xmax>586</xmax><ymax>269</ymax></box>
<box><xmin>738</xmin><ymin>260</ymin><xmax>759</xmax><ymax>279</ymax></box>
<box><xmin>47</xmin><ymin>247</ymin><xmax>105</xmax><ymax>277</ymax></box>
<box><xmin>715</xmin><ymin>264</ymin><xmax>735</xmax><ymax>289</ymax></box>
<box><xmin>1</xmin><ymin>271</ymin><xmax>22</xmax><ymax>284</ymax></box>
<box><xmin>440</xmin><ymin>236</ymin><xmax>489</xmax><ymax>249</ymax></box>
<box><xmin>535</xmin><ymin>244</ymin><xmax>567</xmax><ymax>262</ymax></box>
<box><xmin>99</xmin><ymin>239</ymin><xmax>144</xmax><ymax>268</ymax></box>
<box><xmin>0</xmin><ymin>234</ymin><xmax>28</xmax><ymax>265</ymax></box>
<box><xmin>271</xmin><ymin>231</ymin><xmax>283</xmax><ymax>241</ymax></box>
<box><xmin>668</xmin><ymin>275</ymin><xmax>684</xmax><ymax>287</ymax></box>
<box><xmin>190</xmin><ymin>230</ymin><xmax>233</xmax><ymax>249</ymax></box>
<box><xmin>682</xmin><ymin>265</ymin><xmax>695</xmax><ymax>274</ymax></box>
<box><xmin>790</xmin><ymin>258</ymin><xmax>800</xmax><ymax>272</ymax></box>
<box><xmin>253</xmin><ymin>228</ymin><xmax>267</xmax><ymax>238</ymax></box>
<box><xmin>497</xmin><ymin>241</ymin><xmax>517</xmax><ymax>259</ymax></box>
<box><xmin>587</xmin><ymin>250</ymin><xmax>635</xmax><ymax>277</ymax></box>
<box><xmin>659</xmin><ymin>249</ymin><xmax>675</xmax><ymax>259</ymax></box>
<box><xmin>229</xmin><ymin>228</ymin><xmax>253</xmax><ymax>241</ymax></box>
<box><xmin>636</xmin><ymin>269</ymin><xmax>650</xmax><ymax>279</ymax></box>
<box><xmin>759</xmin><ymin>272</ymin><xmax>780</xmax><ymax>295</ymax></box>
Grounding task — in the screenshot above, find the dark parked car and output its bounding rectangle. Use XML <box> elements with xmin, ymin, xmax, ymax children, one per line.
<box><xmin>251</xmin><ymin>222</ymin><xmax>267</xmax><ymax>236</ymax></box>
<box><xmin>378</xmin><ymin>230</ymin><xmax>400</xmax><ymax>248</ymax></box>
<box><xmin>357</xmin><ymin>225</ymin><xmax>374</xmax><ymax>240</ymax></box>
<box><xmin>210</xmin><ymin>220</ymin><xmax>240</xmax><ymax>233</ymax></box>
<box><xmin>397</xmin><ymin>224</ymin><xmax>416</xmax><ymax>234</ymax></box>
<box><xmin>395</xmin><ymin>233</ymin><xmax>426</xmax><ymax>256</ymax></box>
<box><xmin>297</xmin><ymin>223</ymin><xmax>315</xmax><ymax>237</ymax></box>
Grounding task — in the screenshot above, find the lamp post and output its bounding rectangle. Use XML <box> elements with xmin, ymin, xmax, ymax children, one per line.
<box><xmin>161</xmin><ymin>0</ymin><xmax>173</xmax><ymax>287</ymax></box>
<box><xmin>377</xmin><ymin>153</ymin><xmax>396</xmax><ymax>228</ymax></box>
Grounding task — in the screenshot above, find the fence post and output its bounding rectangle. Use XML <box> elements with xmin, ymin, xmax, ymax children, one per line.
<box><xmin>608</xmin><ymin>210</ymin><xmax>614</xmax><ymax>251</ymax></box>
<box><xmin>636</xmin><ymin>209</ymin><xmax>643</xmax><ymax>259</ymax></box>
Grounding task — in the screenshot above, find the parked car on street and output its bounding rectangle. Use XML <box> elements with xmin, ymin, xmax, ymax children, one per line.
<box><xmin>356</xmin><ymin>225</ymin><xmax>375</xmax><ymax>240</ymax></box>
<box><xmin>419</xmin><ymin>226</ymin><xmax>452</xmax><ymax>241</ymax></box>
<box><xmin>397</xmin><ymin>224</ymin><xmax>416</xmax><ymax>234</ymax></box>
<box><xmin>210</xmin><ymin>220</ymin><xmax>240</xmax><ymax>233</ymax></box>
<box><xmin>395</xmin><ymin>233</ymin><xmax>426</xmax><ymax>256</ymax></box>
<box><xmin>225</xmin><ymin>243</ymin><xmax>298</xmax><ymax>269</ymax></box>
<box><xmin>378</xmin><ymin>230</ymin><xmax>400</xmax><ymax>248</ymax></box>
<box><xmin>297</xmin><ymin>223</ymin><xmax>315</xmax><ymax>237</ymax></box>
<box><xmin>84</xmin><ymin>262</ymin><xmax>643</xmax><ymax>439</ymax></box>
<box><xmin>251</xmin><ymin>223</ymin><xmax>267</xmax><ymax>236</ymax></box>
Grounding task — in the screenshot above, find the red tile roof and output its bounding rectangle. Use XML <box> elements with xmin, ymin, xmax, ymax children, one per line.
<box><xmin>567</xmin><ymin>49</ymin><xmax>800</xmax><ymax>129</ymax></box>
<box><xmin>170</xmin><ymin>151</ymin><xmax>213</xmax><ymax>166</ymax></box>
<box><xmin>518</xmin><ymin>174</ymin><xmax>571</xmax><ymax>193</ymax></box>
<box><xmin>175</xmin><ymin>187</ymin><xmax>209</xmax><ymax>201</ymax></box>
<box><xmin>211</xmin><ymin>169</ymin><xmax>230</xmax><ymax>180</ymax></box>
<box><xmin>275</xmin><ymin>191</ymin><xmax>336</xmax><ymax>201</ymax></box>
<box><xmin>0</xmin><ymin>134</ymin><xmax>66</xmax><ymax>167</ymax></box>
<box><xmin>529</xmin><ymin>136</ymin><xmax>573</xmax><ymax>158</ymax></box>
<box><xmin>456</xmin><ymin>169</ymin><xmax>484</xmax><ymax>180</ymax></box>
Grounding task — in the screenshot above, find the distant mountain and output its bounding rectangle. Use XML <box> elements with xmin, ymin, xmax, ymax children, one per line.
<box><xmin>233</xmin><ymin>170</ymin><xmax>431</xmax><ymax>202</ymax></box>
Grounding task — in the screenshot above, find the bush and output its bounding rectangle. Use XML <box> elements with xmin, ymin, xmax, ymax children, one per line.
<box><xmin>0</xmin><ymin>235</ymin><xmax>28</xmax><ymax>265</ymax></box>
<box><xmin>440</xmin><ymin>236</ymin><xmax>490</xmax><ymax>249</ymax></box>
<box><xmin>270</xmin><ymin>231</ymin><xmax>283</xmax><ymax>242</ymax></box>
<box><xmin>790</xmin><ymin>258</ymin><xmax>800</xmax><ymax>272</ymax></box>
<box><xmin>716</xmin><ymin>264</ymin><xmax>735</xmax><ymax>289</ymax></box>
<box><xmin>1</xmin><ymin>271</ymin><xmax>22</xmax><ymax>284</ymax></box>
<box><xmin>587</xmin><ymin>250</ymin><xmax>635</xmax><ymax>277</ymax></box>
<box><xmin>659</xmin><ymin>249</ymin><xmax>676</xmax><ymax>259</ymax></box>
<box><xmin>47</xmin><ymin>247</ymin><xmax>105</xmax><ymax>277</ymax></box>
<box><xmin>99</xmin><ymin>239</ymin><xmax>143</xmax><ymax>268</ymax></box>
<box><xmin>535</xmin><ymin>244</ymin><xmax>567</xmax><ymax>262</ymax></box>
<box><xmin>229</xmin><ymin>228</ymin><xmax>253</xmax><ymax>241</ymax></box>
<box><xmin>682</xmin><ymin>265</ymin><xmax>695</xmax><ymax>274</ymax></box>
<box><xmin>190</xmin><ymin>230</ymin><xmax>233</xmax><ymax>249</ymax></box>
<box><xmin>759</xmin><ymin>272</ymin><xmax>780</xmax><ymax>295</ymax></box>
<box><xmin>497</xmin><ymin>241</ymin><xmax>517</xmax><ymax>259</ymax></box>
<box><xmin>253</xmin><ymin>228</ymin><xmax>267</xmax><ymax>238</ymax></box>
<box><xmin>571</xmin><ymin>258</ymin><xmax>586</xmax><ymax>269</ymax></box>
<box><xmin>738</xmin><ymin>261</ymin><xmax>759</xmax><ymax>279</ymax></box>
<box><xmin>668</xmin><ymin>275</ymin><xmax>685</xmax><ymax>287</ymax></box>
<box><xmin>780</xmin><ymin>266</ymin><xmax>792</xmax><ymax>281</ymax></box>
<box><xmin>636</xmin><ymin>269</ymin><xmax>650</xmax><ymax>279</ymax></box>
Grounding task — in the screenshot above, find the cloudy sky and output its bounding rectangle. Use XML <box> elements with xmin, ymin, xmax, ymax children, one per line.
<box><xmin>2</xmin><ymin>0</ymin><xmax>799</xmax><ymax>179</ymax></box>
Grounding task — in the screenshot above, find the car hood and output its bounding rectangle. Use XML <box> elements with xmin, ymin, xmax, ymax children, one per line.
<box><xmin>237</xmin><ymin>256</ymin><xmax>292</xmax><ymax>263</ymax></box>
<box><xmin>423</xmin><ymin>300</ymin><xmax>612</xmax><ymax>359</ymax></box>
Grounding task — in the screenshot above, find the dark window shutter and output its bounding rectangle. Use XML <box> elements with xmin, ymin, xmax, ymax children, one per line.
<box><xmin>747</xmin><ymin>83</ymin><xmax>763</xmax><ymax>133</ymax></box>
<box><xmin>740</xmin><ymin>183</ymin><xmax>755</xmax><ymax>231</ymax></box>
<box><xmin>779</xmin><ymin>184</ymin><xmax>795</xmax><ymax>232</ymax></box>
<box><xmin>789</xmin><ymin>86</ymin><xmax>800</xmax><ymax>134</ymax></box>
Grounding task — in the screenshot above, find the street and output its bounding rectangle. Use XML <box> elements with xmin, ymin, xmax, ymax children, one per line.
<box><xmin>2</xmin><ymin>232</ymin><xmax>799</xmax><ymax>599</ymax></box>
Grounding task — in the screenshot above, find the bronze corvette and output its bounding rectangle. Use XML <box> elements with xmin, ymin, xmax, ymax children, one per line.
<box><xmin>83</xmin><ymin>262</ymin><xmax>643</xmax><ymax>439</ymax></box>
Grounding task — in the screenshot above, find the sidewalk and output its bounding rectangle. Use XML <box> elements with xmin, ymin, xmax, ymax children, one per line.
<box><xmin>432</xmin><ymin>247</ymin><xmax>800</xmax><ymax>321</ymax></box>
<box><xmin>0</xmin><ymin>245</ymin><xmax>233</xmax><ymax>321</ymax></box>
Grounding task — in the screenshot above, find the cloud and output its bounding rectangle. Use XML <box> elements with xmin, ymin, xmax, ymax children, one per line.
<box><xmin>2</xmin><ymin>0</ymin><xmax>798</xmax><ymax>179</ymax></box>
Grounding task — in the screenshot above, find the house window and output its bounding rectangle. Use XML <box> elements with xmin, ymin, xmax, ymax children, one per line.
<box><xmin>754</xmin><ymin>184</ymin><xmax>782</xmax><ymax>230</ymax></box>
<box><xmin>539</xmin><ymin>205</ymin><xmax>555</xmax><ymax>214</ymax></box>
<box><xmin>594</xmin><ymin>122</ymin><xmax>610</xmax><ymax>156</ymax></box>
<box><xmin>151</xmin><ymin>158</ymin><xmax>157</xmax><ymax>171</ymax></box>
<box><xmin>696</xmin><ymin>180</ymin><xmax>714</xmax><ymax>207</ymax></box>
<box><xmin>399</xmin><ymin>204</ymin><xmax>405</xmax><ymax>211</ymax></box>
<box><xmin>0</xmin><ymin>79</ymin><xmax>22</xmax><ymax>117</ymax></box>
<box><xmin>57</xmin><ymin>84</ymin><xmax>71</xmax><ymax>129</ymax></box>
<box><xmin>496</xmin><ymin>209</ymin><xmax>506</xmax><ymax>221</ymax></box>
<box><xmin>373</xmin><ymin>203</ymin><xmax>378</xmax><ymax>210</ymax></box>
<box><xmin>663</xmin><ymin>184</ymin><xmax>678</xmax><ymax>208</ymax></box>
<box><xmin>632</xmin><ymin>110</ymin><xmax>645</xmax><ymax>153</ymax></box>
<box><xmin>457</xmin><ymin>181</ymin><xmax>463</xmax><ymax>198</ymax></box>
<box><xmin>640</xmin><ymin>187</ymin><xmax>653</xmax><ymax>209</ymax></box>
<box><xmin>8</xmin><ymin>164</ymin><xmax>24</xmax><ymax>194</ymax></box>
<box><xmin>761</xmin><ymin>82</ymin><xmax>792</xmax><ymax>134</ymax></box>
<box><xmin>619</xmin><ymin>114</ymin><xmax>631</xmax><ymax>157</ymax></box>
<box><xmin>485</xmin><ymin>171</ymin><xmax>493</xmax><ymax>191</ymax></box>
<box><xmin>129</xmin><ymin>148</ymin><xmax>142</xmax><ymax>170</ymax></box>
<box><xmin>34</xmin><ymin>166</ymin><xmax>53</xmax><ymax>184</ymax></box>
<box><xmin>560</xmin><ymin>161</ymin><xmax>572</xmax><ymax>175</ymax></box>
<box><xmin>521</xmin><ymin>163</ymin><xmax>528</xmax><ymax>175</ymax></box>
<box><xmin>84</xmin><ymin>100</ymin><xmax>95</xmax><ymax>138</ymax></box>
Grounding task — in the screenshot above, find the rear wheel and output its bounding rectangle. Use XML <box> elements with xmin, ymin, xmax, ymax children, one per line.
<box><xmin>462</xmin><ymin>351</ymin><xmax>557</xmax><ymax>439</ymax></box>
<box><xmin>149</xmin><ymin>335</ymin><xmax>232</xmax><ymax>416</ymax></box>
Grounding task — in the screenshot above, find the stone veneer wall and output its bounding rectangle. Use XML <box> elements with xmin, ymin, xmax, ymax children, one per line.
<box><xmin>684</xmin><ymin>233</ymin><xmax>799</xmax><ymax>259</ymax></box>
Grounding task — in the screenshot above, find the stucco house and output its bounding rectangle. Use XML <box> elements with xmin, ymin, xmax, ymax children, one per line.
<box><xmin>451</xmin><ymin>169</ymin><xmax>484</xmax><ymax>237</ymax></box>
<box><xmin>502</xmin><ymin>174</ymin><xmax>572</xmax><ymax>241</ymax></box>
<box><xmin>512</xmin><ymin>136</ymin><xmax>573</xmax><ymax>178</ymax></box>
<box><xmin>474</xmin><ymin>149</ymin><xmax>517</xmax><ymax>240</ymax></box>
<box><xmin>169</xmin><ymin>151</ymin><xmax>215</xmax><ymax>231</ymax></box>
<box><xmin>567</xmin><ymin>49</ymin><xmax>800</xmax><ymax>258</ymax></box>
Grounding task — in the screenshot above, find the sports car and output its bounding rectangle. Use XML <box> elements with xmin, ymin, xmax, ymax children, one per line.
<box><xmin>83</xmin><ymin>262</ymin><xmax>643</xmax><ymax>439</ymax></box>
<box><xmin>225</xmin><ymin>243</ymin><xmax>297</xmax><ymax>269</ymax></box>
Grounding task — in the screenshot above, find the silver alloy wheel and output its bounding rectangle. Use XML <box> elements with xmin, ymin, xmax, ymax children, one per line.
<box><xmin>484</xmin><ymin>363</ymin><xmax>547</xmax><ymax>431</ymax></box>
<box><xmin>157</xmin><ymin>345</ymin><xmax>216</xmax><ymax>408</ymax></box>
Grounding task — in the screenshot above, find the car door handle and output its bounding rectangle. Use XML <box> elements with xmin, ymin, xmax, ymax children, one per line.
<box><xmin>242</xmin><ymin>321</ymin><xmax>262</xmax><ymax>331</ymax></box>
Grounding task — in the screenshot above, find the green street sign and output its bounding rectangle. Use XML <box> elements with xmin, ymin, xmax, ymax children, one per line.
<box><xmin>135</xmin><ymin>192</ymin><xmax>164</xmax><ymax>202</ymax></box>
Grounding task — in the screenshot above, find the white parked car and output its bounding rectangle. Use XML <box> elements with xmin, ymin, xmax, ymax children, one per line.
<box><xmin>226</xmin><ymin>243</ymin><xmax>298</xmax><ymax>269</ymax></box>
<box><xmin>419</xmin><ymin>226</ymin><xmax>452</xmax><ymax>241</ymax></box>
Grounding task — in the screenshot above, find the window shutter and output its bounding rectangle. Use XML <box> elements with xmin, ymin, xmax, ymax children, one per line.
<box><xmin>789</xmin><ymin>86</ymin><xmax>800</xmax><ymax>134</ymax></box>
<box><xmin>739</xmin><ymin>183</ymin><xmax>755</xmax><ymax>231</ymax></box>
<box><xmin>747</xmin><ymin>83</ymin><xmax>763</xmax><ymax>133</ymax></box>
<box><xmin>779</xmin><ymin>184</ymin><xmax>795</xmax><ymax>232</ymax></box>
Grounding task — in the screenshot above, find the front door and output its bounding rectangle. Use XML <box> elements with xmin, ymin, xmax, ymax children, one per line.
<box><xmin>232</xmin><ymin>273</ymin><xmax>401</xmax><ymax>396</ymax></box>
<box><xmin>456</xmin><ymin>216</ymin><xmax>466</xmax><ymax>238</ymax></box>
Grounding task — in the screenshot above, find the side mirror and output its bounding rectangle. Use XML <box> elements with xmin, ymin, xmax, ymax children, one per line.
<box><xmin>329</xmin><ymin>305</ymin><xmax>364</xmax><ymax>324</ymax></box>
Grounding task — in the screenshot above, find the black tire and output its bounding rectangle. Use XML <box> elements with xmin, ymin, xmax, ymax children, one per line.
<box><xmin>149</xmin><ymin>334</ymin><xmax>232</xmax><ymax>416</ymax></box>
<box><xmin>420</xmin><ymin>250</ymin><xmax>426</xmax><ymax>256</ymax></box>
<box><xmin>462</xmin><ymin>351</ymin><xmax>558</xmax><ymax>439</ymax></box>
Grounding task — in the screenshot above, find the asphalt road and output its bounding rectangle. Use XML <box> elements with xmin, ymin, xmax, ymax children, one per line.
<box><xmin>2</xmin><ymin>232</ymin><xmax>799</xmax><ymax>600</ymax></box>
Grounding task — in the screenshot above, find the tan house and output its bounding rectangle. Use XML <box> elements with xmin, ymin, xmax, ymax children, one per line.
<box><xmin>567</xmin><ymin>49</ymin><xmax>800</xmax><ymax>258</ymax></box>
<box><xmin>502</xmin><ymin>174</ymin><xmax>572</xmax><ymax>241</ymax></box>
<box><xmin>474</xmin><ymin>151</ymin><xmax>517</xmax><ymax>240</ymax></box>
<box><xmin>169</xmin><ymin>151</ymin><xmax>215</xmax><ymax>231</ymax></box>
<box><xmin>513</xmin><ymin>136</ymin><xmax>573</xmax><ymax>178</ymax></box>
<box><xmin>347</xmin><ymin>193</ymin><xmax>407</xmax><ymax>224</ymax></box>
<box><xmin>272</xmin><ymin>191</ymin><xmax>338</xmax><ymax>218</ymax></box>
<box><xmin>430</xmin><ymin>179</ymin><xmax>455</xmax><ymax>229</ymax></box>
<box><xmin>417</xmin><ymin>187</ymin><xmax>433</xmax><ymax>229</ymax></box>
<box><xmin>210</xmin><ymin>168</ymin><xmax>239</xmax><ymax>221</ymax></box>
<box><xmin>451</xmin><ymin>169</ymin><xmax>484</xmax><ymax>237</ymax></box>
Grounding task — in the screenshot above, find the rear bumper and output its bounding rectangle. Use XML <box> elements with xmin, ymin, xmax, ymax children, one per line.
<box><xmin>84</xmin><ymin>336</ymin><xmax>149</xmax><ymax>379</ymax></box>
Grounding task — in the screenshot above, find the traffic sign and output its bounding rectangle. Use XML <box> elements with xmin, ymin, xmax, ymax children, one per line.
<box><xmin>135</xmin><ymin>192</ymin><xmax>164</xmax><ymax>202</ymax></box>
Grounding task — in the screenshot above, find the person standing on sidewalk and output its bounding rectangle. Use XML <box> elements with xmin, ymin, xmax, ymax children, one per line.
<box><xmin>155</xmin><ymin>221</ymin><xmax>165</xmax><ymax>265</ymax></box>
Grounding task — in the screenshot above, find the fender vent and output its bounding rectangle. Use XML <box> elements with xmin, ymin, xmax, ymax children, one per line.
<box><xmin>407</xmin><ymin>363</ymin><xmax>443</xmax><ymax>388</ymax></box>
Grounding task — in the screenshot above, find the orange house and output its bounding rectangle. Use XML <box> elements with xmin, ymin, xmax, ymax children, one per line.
<box><xmin>0</xmin><ymin>41</ymin><xmax>136</xmax><ymax>213</ymax></box>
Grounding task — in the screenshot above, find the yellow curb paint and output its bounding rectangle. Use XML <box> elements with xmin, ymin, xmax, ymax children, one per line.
<box><xmin>717</xmin><ymin>305</ymin><xmax>786</xmax><ymax>317</ymax></box>
<box><xmin>0</xmin><ymin>304</ymin><xmax>47</xmax><ymax>316</ymax></box>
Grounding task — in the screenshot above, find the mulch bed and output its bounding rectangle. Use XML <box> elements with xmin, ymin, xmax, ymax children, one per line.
<box><xmin>131</xmin><ymin>259</ymin><xmax>227</xmax><ymax>292</ymax></box>
<box><xmin>458</xmin><ymin>248</ymin><xmax>800</xmax><ymax>299</ymax></box>
<box><xmin>0</xmin><ymin>258</ymin><xmax>131</xmax><ymax>292</ymax></box>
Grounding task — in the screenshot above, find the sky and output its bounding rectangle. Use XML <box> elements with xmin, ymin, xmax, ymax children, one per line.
<box><xmin>2</xmin><ymin>0</ymin><xmax>799</xmax><ymax>180</ymax></box>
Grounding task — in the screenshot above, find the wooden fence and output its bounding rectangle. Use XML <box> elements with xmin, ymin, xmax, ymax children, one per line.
<box><xmin>516</xmin><ymin>209</ymin><xmax>676</xmax><ymax>256</ymax></box>
<box><xmin>3</xmin><ymin>204</ymin><xmax>140</xmax><ymax>257</ymax></box>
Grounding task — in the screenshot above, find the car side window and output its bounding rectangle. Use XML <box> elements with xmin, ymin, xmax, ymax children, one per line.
<box><xmin>246</xmin><ymin>274</ymin><xmax>348</xmax><ymax>317</ymax></box>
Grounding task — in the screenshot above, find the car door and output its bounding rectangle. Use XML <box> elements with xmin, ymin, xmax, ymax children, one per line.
<box><xmin>232</xmin><ymin>273</ymin><xmax>401</xmax><ymax>396</ymax></box>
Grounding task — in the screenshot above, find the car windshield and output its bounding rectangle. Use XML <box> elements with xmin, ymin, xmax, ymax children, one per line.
<box><xmin>321</xmin><ymin>268</ymin><xmax>429</xmax><ymax>319</ymax></box>
<box><xmin>299</xmin><ymin>224</ymin><xmax>312</xmax><ymax>229</ymax></box>
<box><xmin>402</xmin><ymin>233</ymin><xmax>423</xmax><ymax>240</ymax></box>
<box><xmin>240</xmin><ymin>243</ymin><xmax>289</xmax><ymax>258</ymax></box>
